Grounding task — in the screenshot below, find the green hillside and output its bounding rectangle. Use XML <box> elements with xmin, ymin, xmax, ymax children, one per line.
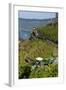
<box><xmin>19</xmin><ymin>39</ymin><xmax>57</xmax><ymax>66</ymax></box>
<box><xmin>19</xmin><ymin>22</ymin><xmax>58</xmax><ymax>79</ymax></box>
<box><xmin>38</xmin><ymin>22</ymin><xmax>58</xmax><ymax>43</ymax></box>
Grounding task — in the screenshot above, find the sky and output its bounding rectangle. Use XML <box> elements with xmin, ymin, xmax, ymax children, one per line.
<box><xmin>18</xmin><ymin>11</ymin><xmax>56</xmax><ymax>19</ymax></box>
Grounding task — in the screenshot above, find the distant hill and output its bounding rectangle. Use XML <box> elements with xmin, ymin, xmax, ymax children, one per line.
<box><xmin>19</xmin><ymin>18</ymin><xmax>57</xmax><ymax>22</ymax></box>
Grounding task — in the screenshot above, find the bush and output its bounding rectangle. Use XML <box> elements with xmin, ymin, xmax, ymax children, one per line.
<box><xmin>19</xmin><ymin>65</ymin><xmax>31</xmax><ymax>79</ymax></box>
<box><xmin>29</xmin><ymin>64</ymin><xmax>58</xmax><ymax>78</ymax></box>
<box><xmin>38</xmin><ymin>23</ymin><xmax>58</xmax><ymax>44</ymax></box>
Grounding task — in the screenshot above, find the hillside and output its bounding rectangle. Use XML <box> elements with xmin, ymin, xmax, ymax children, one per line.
<box><xmin>37</xmin><ymin>22</ymin><xmax>58</xmax><ymax>44</ymax></box>
<box><xmin>19</xmin><ymin>22</ymin><xmax>58</xmax><ymax>79</ymax></box>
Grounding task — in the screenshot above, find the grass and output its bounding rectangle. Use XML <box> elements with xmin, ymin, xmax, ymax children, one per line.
<box><xmin>18</xmin><ymin>22</ymin><xmax>58</xmax><ymax>79</ymax></box>
<box><xmin>29</xmin><ymin>64</ymin><xmax>58</xmax><ymax>78</ymax></box>
<box><xmin>38</xmin><ymin>23</ymin><xmax>58</xmax><ymax>43</ymax></box>
<box><xmin>19</xmin><ymin>39</ymin><xmax>58</xmax><ymax>67</ymax></box>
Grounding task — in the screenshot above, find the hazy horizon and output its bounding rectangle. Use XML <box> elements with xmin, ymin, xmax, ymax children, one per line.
<box><xmin>18</xmin><ymin>11</ymin><xmax>56</xmax><ymax>19</ymax></box>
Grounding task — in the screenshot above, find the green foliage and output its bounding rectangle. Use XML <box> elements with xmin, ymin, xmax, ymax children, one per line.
<box><xmin>38</xmin><ymin>23</ymin><xmax>58</xmax><ymax>43</ymax></box>
<box><xmin>19</xmin><ymin>39</ymin><xmax>57</xmax><ymax>66</ymax></box>
<box><xmin>29</xmin><ymin>64</ymin><xmax>58</xmax><ymax>78</ymax></box>
<box><xmin>19</xmin><ymin>22</ymin><xmax>58</xmax><ymax>79</ymax></box>
<box><xmin>19</xmin><ymin>65</ymin><xmax>31</xmax><ymax>79</ymax></box>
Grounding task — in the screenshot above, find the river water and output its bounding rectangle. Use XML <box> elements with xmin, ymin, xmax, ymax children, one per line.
<box><xmin>19</xmin><ymin>18</ymin><xmax>52</xmax><ymax>40</ymax></box>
